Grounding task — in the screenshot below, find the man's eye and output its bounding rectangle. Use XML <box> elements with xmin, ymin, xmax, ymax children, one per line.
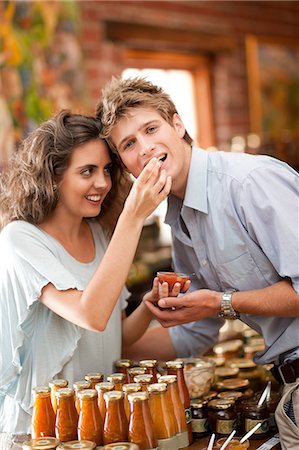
<box><xmin>123</xmin><ymin>140</ymin><xmax>134</xmax><ymax>151</ymax></box>
<box><xmin>148</xmin><ymin>126</ymin><xmax>157</xmax><ymax>134</ymax></box>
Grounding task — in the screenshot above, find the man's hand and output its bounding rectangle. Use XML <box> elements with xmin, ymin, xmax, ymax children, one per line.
<box><xmin>145</xmin><ymin>289</ymin><xmax>221</xmax><ymax>327</ymax></box>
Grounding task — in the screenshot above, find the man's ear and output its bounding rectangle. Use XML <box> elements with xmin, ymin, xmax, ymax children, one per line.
<box><xmin>172</xmin><ymin>113</ymin><xmax>186</xmax><ymax>138</ymax></box>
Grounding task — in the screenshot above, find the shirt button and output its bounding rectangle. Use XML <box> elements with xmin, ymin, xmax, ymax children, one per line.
<box><xmin>202</xmin><ymin>259</ymin><xmax>208</xmax><ymax>266</ymax></box>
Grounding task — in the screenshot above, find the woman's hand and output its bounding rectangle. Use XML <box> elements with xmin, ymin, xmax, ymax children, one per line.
<box><xmin>123</xmin><ymin>158</ymin><xmax>172</xmax><ymax>221</ymax></box>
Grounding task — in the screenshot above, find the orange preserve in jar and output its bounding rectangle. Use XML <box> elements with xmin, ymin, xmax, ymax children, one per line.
<box><xmin>147</xmin><ymin>383</ymin><xmax>179</xmax><ymax>450</ymax></box>
<box><xmin>128</xmin><ymin>391</ymin><xmax>158</xmax><ymax>450</ymax></box>
<box><xmin>73</xmin><ymin>380</ymin><xmax>92</xmax><ymax>414</ymax></box>
<box><xmin>55</xmin><ymin>388</ymin><xmax>78</xmax><ymax>442</ymax></box>
<box><xmin>103</xmin><ymin>391</ymin><xmax>128</xmax><ymax>445</ymax></box>
<box><xmin>159</xmin><ymin>375</ymin><xmax>189</xmax><ymax>449</ymax></box>
<box><xmin>139</xmin><ymin>360</ymin><xmax>159</xmax><ymax>383</ymax></box>
<box><xmin>122</xmin><ymin>383</ymin><xmax>142</xmax><ymax>420</ymax></box>
<box><xmin>31</xmin><ymin>386</ymin><xmax>55</xmax><ymax>439</ymax></box>
<box><xmin>107</xmin><ymin>373</ymin><xmax>126</xmax><ymax>391</ymax></box>
<box><xmin>77</xmin><ymin>389</ymin><xmax>102</xmax><ymax>445</ymax></box>
<box><xmin>84</xmin><ymin>372</ymin><xmax>104</xmax><ymax>389</ymax></box>
<box><xmin>49</xmin><ymin>379</ymin><xmax>68</xmax><ymax>414</ymax></box>
<box><xmin>95</xmin><ymin>381</ymin><xmax>115</xmax><ymax>420</ymax></box>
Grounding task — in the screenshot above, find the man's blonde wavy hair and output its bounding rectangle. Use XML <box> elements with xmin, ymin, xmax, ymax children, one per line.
<box><xmin>96</xmin><ymin>76</ymin><xmax>193</xmax><ymax>152</ymax></box>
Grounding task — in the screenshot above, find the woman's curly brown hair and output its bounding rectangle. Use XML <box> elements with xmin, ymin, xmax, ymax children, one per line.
<box><xmin>0</xmin><ymin>110</ymin><xmax>132</xmax><ymax>234</ymax></box>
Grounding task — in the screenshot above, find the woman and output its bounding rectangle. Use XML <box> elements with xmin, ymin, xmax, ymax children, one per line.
<box><xmin>0</xmin><ymin>110</ymin><xmax>171</xmax><ymax>447</ymax></box>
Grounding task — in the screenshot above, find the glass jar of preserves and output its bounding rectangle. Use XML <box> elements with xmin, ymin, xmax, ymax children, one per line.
<box><xmin>107</xmin><ymin>372</ymin><xmax>126</xmax><ymax>391</ymax></box>
<box><xmin>122</xmin><ymin>383</ymin><xmax>142</xmax><ymax>420</ymax></box>
<box><xmin>84</xmin><ymin>372</ymin><xmax>104</xmax><ymax>389</ymax></box>
<box><xmin>128</xmin><ymin>367</ymin><xmax>146</xmax><ymax>383</ymax></box>
<box><xmin>128</xmin><ymin>391</ymin><xmax>158</xmax><ymax>450</ymax></box>
<box><xmin>227</xmin><ymin>358</ymin><xmax>262</xmax><ymax>391</ymax></box>
<box><xmin>115</xmin><ymin>359</ymin><xmax>132</xmax><ymax>383</ymax></box>
<box><xmin>95</xmin><ymin>381</ymin><xmax>115</xmax><ymax>420</ymax></box>
<box><xmin>159</xmin><ymin>375</ymin><xmax>189</xmax><ymax>449</ymax></box>
<box><xmin>190</xmin><ymin>399</ymin><xmax>209</xmax><ymax>440</ymax></box>
<box><xmin>55</xmin><ymin>388</ymin><xmax>78</xmax><ymax>442</ymax></box>
<box><xmin>57</xmin><ymin>441</ymin><xmax>96</xmax><ymax>449</ymax></box>
<box><xmin>103</xmin><ymin>391</ymin><xmax>128</xmax><ymax>444</ymax></box>
<box><xmin>134</xmin><ymin>374</ymin><xmax>154</xmax><ymax>391</ymax></box>
<box><xmin>208</xmin><ymin>399</ymin><xmax>237</xmax><ymax>436</ymax></box>
<box><xmin>242</xmin><ymin>400</ymin><xmax>269</xmax><ymax>439</ymax></box>
<box><xmin>77</xmin><ymin>389</ymin><xmax>102</xmax><ymax>445</ymax></box>
<box><xmin>147</xmin><ymin>382</ymin><xmax>179</xmax><ymax>450</ymax></box>
<box><xmin>73</xmin><ymin>380</ymin><xmax>92</xmax><ymax>414</ymax></box>
<box><xmin>165</xmin><ymin>360</ymin><xmax>192</xmax><ymax>445</ymax></box>
<box><xmin>139</xmin><ymin>360</ymin><xmax>159</xmax><ymax>383</ymax></box>
<box><xmin>49</xmin><ymin>379</ymin><xmax>68</xmax><ymax>414</ymax></box>
<box><xmin>32</xmin><ymin>386</ymin><xmax>56</xmax><ymax>439</ymax></box>
<box><xmin>22</xmin><ymin>437</ymin><xmax>59</xmax><ymax>450</ymax></box>
<box><xmin>217</xmin><ymin>391</ymin><xmax>243</xmax><ymax>432</ymax></box>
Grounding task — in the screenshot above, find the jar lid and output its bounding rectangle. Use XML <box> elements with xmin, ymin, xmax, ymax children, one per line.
<box><xmin>213</xmin><ymin>339</ymin><xmax>243</xmax><ymax>354</ymax></box>
<box><xmin>216</xmin><ymin>378</ymin><xmax>249</xmax><ymax>390</ymax></box>
<box><xmin>85</xmin><ymin>372</ymin><xmax>104</xmax><ymax>382</ymax></box>
<box><xmin>32</xmin><ymin>386</ymin><xmax>51</xmax><ymax>396</ymax></box>
<box><xmin>102</xmin><ymin>443</ymin><xmax>139</xmax><ymax>450</ymax></box>
<box><xmin>128</xmin><ymin>391</ymin><xmax>149</xmax><ymax>402</ymax></box>
<box><xmin>215</xmin><ymin>367</ymin><xmax>239</xmax><ymax>377</ymax></box>
<box><xmin>115</xmin><ymin>359</ymin><xmax>132</xmax><ymax>368</ymax></box>
<box><xmin>73</xmin><ymin>380</ymin><xmax>92</xmax><ymax>391</ymax></box>
<box><xmin>103</xmin><ymin>390</ymin><xmax>124</xmax><ymax>401</ymax></box>
<box><xmin>227</xmin><ymin>358</ymin><xmax>257</xmax><ymax>369</ymax></box>
<box><xmin>165</xmin><ymin>360</ymin><xmax>184</xmax><ymax>369</ymax></box>
<box><xmin>22</xmin><ymin>438</ymin><xmax>60</xmax><ymax>449</ymax></box>
<box><xmin>202</xmin><ymin>391</ymin><xmax>218</xmax><ymax>401</ymax></box>
<box><xmin>122</xmin><ymin>383</ymin><xmax>142</xmax><ymax>393</ymax></box>
<box><xmin>107</xmin><ymin>373</ymin><xmax>126</xmax><ymax>383</ymax></box>
<box><xmin>55</xmin><ymin>387</ymin><xmax>74</xmax><ymax>397</ymax></box>
<box><xmin>191</xmin><ymin>398</ymin><xmax>207</xmax><ymax>408</ymax></box>
<box><xmin>139</xmin><ymin>359</ymin><xmax>158</xmax><ymax>367</ymax></box>
<box><xmin>147</xmin><ymin>382</ymin><xmax>167</xmax><ymax>393</ymax></box>
<box><xmin>218</xmin><ymin>391</ymin><xmax>243</xmax><ymax>401</ymax></box>
<box><xmin>127</xmin><ymin>367</ymin><xmax>146</xmax><ymax>376</ymax></box>
<box><xmin>158</xmin><ymin>375</ymin><xmax>177</xmax><ymax>384</ymax></box>
<box><xmin>77</xmin><ymin>388</ymin><xmax>97</xmax><ymax>399</ymax></box>
<box><xmin>49</xmin><ymin>379</ymin><xmax>68</xmax><ymax>388</ymax></box>
<box><xmin>95</xmin><ymin>382</ymin><xmax>115</xmax><ymax>392</ymax></box>
<box><xmin>58</xmin><ymin>441</ymin><xmax>96</xmax><ymax>449</ymax></box>
<box><xmin>208</xmin><ymin>399</ymin><xmax>234</xmax><ymax>409</ymax></box>
<box><xmin>134</xmin><ymin>374</ymin><xmax>153</xmax><ymax>384</ymax></box>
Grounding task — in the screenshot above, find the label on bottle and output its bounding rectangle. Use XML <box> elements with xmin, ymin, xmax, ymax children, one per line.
<box><xmin>245</xmin><ymin>418</ymin><xmax>269</xmax><ymax>434</ymax></box>
<box><xmin>192</xmin><ymin>418</ymin><xmax>208</xmax><ymax>433</ymax></box>
<box><xmin>177</xmin><ymin>430</ymin><xmax>189</xmax><ymax>448</ymax></box>
<box><xmin>216</xmin><ymin>419</ymin><xmax>236</xmax><ymax>434</ymax></box>
<box><xmin>158</xmin><ymin>435</ymin><xmax>179</xmax><ymax>450</ymax></box>
<box><xmin>185</xmin><ymin>407</ymin><xmax>192</xmax><ymax>424</ymax></box>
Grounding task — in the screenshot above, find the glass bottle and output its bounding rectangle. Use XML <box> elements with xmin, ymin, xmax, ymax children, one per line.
<box><xmin>73</xmin><ymin>380</ymin><xmax>92</xmax><ymax>414</ymax></box>
<box><xmin>159</xmin><ymin>375</ymin><xmax>189</xmax><ymax>449</ymax></box>
<box><xmin>84</xmin><ymin>372</ymin><xmax>104</xmax><ymax>389</ymax></box>
<box><xmin>77</xmin><ymin>389</ymin><xmax>102</xmax><ymax>445</ymax></box>
<box><xmin>207</xmin><ymin>399</ymin><xmax>237</xmax><ymax>436</ymax></box>
<box><xmin>95</xmin><ymin>381</ymin><xmax>115</xmax><ymax>421</ymax></box>
<box><xmin>190</xmin><ymin>399</ymin><xmax>209</xmax><ymax>440</ymax></box>
<box><xmin>128</xmin><ymin>367</ymin><xmax>146</xmax><ymax>383</ymax></box>
<box><xmin>22</xmin><ymin>437</ymin><xmax>60</xmax><ymax>450</ymax></box>
<box><xmin>128</xmin><ymin>391</ymin><xmax>158</xmax><ymax>450</ymax></box>
<box><xmin>49</xmin><ymin>379</ymin><xmax>68</xmax><ymax>414</ymax></box>
<box><xmin>103</xmin><ymin>391</ymin><xmax>128</xmax><ymax>445</ymax></box>
<box><xmin>55</xmin><ymin>388</ymin><xmax>78</xmax><ymax>442</ymax></box>
<box><xmin>115</xmin><ymin>359</ymin><xmax>132</xmax><ymax>383</ymax></box>
<box><xmin>134</xmin><ymin>374</ymin><xmax>154</xmax><ymax>392</ymax></box>
<box><xmin>217</xmin><ymin>390</ymin><xmax>243</xmax><ymax>432</ymax></box>
<box><xmin>165</xmin><ymin>360</ymin><xmax>193</xmax><ymax>445</ymax></box>
<box><xmin>139</xmin><ymin>360</ymin><xmax>159</xmax><ymax>382</ymax></box>
<box><xmin>31</xmin><ymin>386</ymin><xmax>55</xmax><ymax>439</ymax></box>
<box><xmin>147</xmin><ymin>382</ymin><xmax>179</xmax><ymax>450</ymax></box>
<box><xmin>122</xmin><ymin>383</ymin><xmax>142</xmax><ymax>420</ymax></box>
<box><xmin>107</xmin><ymin>372</ymin><xmax>126</xmax><ymax>391</ymax></box>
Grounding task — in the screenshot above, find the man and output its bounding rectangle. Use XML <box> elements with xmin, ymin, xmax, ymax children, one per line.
<box><xmin>97</xmin><ymin>76</ymin><xmax>299</xmax><ymax>448</ymax></box>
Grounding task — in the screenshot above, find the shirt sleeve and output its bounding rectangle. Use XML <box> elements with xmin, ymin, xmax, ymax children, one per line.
<box><xmin>238</xmin><ymin>159</ymin><xmax>299</xmax><ymax>293</ymax></box>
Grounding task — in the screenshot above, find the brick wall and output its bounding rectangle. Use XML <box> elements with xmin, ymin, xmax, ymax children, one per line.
<box><xmin>79</xmin><ymin>1</ymin><xmax>299</xmax><ymax>150</ymax></box>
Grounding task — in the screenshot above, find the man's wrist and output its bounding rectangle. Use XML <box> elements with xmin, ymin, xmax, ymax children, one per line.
<box><xmin>218</xmin><ymin>289</ymin><xmax>240</xmax><ymax>320</ymax></box>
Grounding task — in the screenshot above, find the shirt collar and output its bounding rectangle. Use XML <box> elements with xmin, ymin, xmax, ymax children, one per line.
<box><xmin>165</xmin><ymin>146</ymin><xmax>208</xmax><ymax>226</ymax></box>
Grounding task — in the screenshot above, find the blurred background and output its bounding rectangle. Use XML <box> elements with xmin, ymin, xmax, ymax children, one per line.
<box><xmin>1</xmin><ymin>0</ymin><xmax>298</xmax><ymax>307</ymax></box>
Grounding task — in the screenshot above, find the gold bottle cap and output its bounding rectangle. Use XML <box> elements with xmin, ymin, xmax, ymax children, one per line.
<box><xmin>73</xmin><ymin>380</ymin><xmax>92</xmax><ymax>391</ymax></box>
<box><xmin>95</xmin><ymin>381</ymin><xmax>115</xmax><ymax>392</ymax></box>
<box><xmin>128</xmin><ymin>391</ymin><xmax>149</xmax><ymax>402</ymax></box>
<box><xmin>102</xmin><ymin>443</ymin><xmax>139</xmax><ymax>450</ymax></box>
<box><xmin>84</xmin><ymin>372</ymin><xmax>104</xmax><ymax>382</ymax></box>
<box><xmin>122</xmin><ymin>383</ymin><xmax>142</xmax><ymax>393</ymax></box>
<box><xmin>202</xmin><ymin>391</ymin><xmax>218</xmax><ymax>401</ymax></box>
<box><xmin>134</xmin><ymin>374</ymin><xmax>153</xmax><ymax>384</ymax></box>
<box><xmin>55</xmin><ymin>387</ymin><xmax>74</xmax><ymax>398</ymax></box>
<box><xmin>191</xmin><ymin>398</ymin><xmax>208</xmax><ymax>408</ymax></box>
<box><xmin>165</xmin><ymin>360</ymin><xmax>184</xmax><ymax>369</ymax></box>
<box><xmin>115</xmin><ymin>359</ymin><xmax>132</xmax><ymax>368</ymax></box>
<box><xmin>139</xmin><ymin>359</ymin><xmax>158</xmax><ymax>367</ymax></box>
<box><xmin>127</xmin><ymin>367</ymin><xmax>146</xmax><ymax>376</ymax></box>
<box><xmin>22</xmin><ymin>437</ymin><xmax>59</xmax><ymax>450</ymax></box>
<box><xmin>216</xmin><ymin>378</ymin><xmax>250</xmax><ymax>390</ymax></box>
<box><xmin>107</xmin><ymin>373</ymin><xmax>126</xmax><ymax>383</ymax></box>
<box><xmin>77</xmin><ymin>388</ymin><xmax>97</xmax><ymax>399</ymax></box>
<box><xmin>32</xmin><ymin>386</ymin><xmax>51</xmax><ymax>396</ymax></box>
<box><xmin>215</xmin><ymin>367</ymin><xmax>240</xmax><ymax>377</ymax></box>
<box><xmin>208</xmin><ymin>399</ymin><xmax>234</xmax><ymax>409</ymax></box>
<box><xmin>103</xmin><ymin>390</ymin><xmax>124</xmax><ymax>401</ymax></box>
<box><xmin>49</xmin><ymin>379</ymin><xmax>68</xmax><ymax>389</ymax></box>
<box><xmin>147</xmin><ymin>382</ymin><xmax>167</xmax><ymax>393</ymax></box>
<box><xmin>158</xmin><ymin>375</ymin><xmax>177</xmax><ymax>384</ymax></box>
<box><xmin>58</xmin><ymin>441</ymin><xmax>96</xmax><ymax>449</ymax></box>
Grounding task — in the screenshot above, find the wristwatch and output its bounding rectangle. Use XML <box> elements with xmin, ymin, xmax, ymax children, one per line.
<box><xmin>218</xmin><ymin>289</ymin><xmax>240</xmax><ymax>320</ymax></box>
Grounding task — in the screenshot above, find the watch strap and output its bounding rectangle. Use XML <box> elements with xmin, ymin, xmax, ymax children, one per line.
<box><xmin>218</xmin><ymin>289</ymin><xmax>240</xmax><ymax>320</ymax></box>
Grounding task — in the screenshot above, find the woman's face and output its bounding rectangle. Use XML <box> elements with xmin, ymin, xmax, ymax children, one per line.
<box><xmin>56</xmin><ymin>139</ymin><xmax>113</xmax><ymax>220</ymax></box>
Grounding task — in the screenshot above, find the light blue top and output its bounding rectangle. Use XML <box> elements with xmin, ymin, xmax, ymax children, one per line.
<box><xmin>167</xmin><ymin>147</ymin><xmax>299</xmax><ymax>365</ymax></box>
<box><xmin>0</xmin><ymin>219</ymin><xmax>129</xmax><ymax>433</ymax></box>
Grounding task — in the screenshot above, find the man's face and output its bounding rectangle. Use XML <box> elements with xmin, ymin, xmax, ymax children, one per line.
<box><xmin>111</xmin><ymin>107</ymin><xmax>191</xmax><ymax>198</ymax></box>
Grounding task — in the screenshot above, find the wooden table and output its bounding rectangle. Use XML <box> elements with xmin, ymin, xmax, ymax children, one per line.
<box><xmin>188</xmin><ymin>434</ymin><xmax>281</xmax><ymax>449</ymax></box>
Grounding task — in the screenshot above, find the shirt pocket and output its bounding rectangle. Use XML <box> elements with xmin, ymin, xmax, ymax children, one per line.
<box><xmin>217</xmin><ymin>251</ymin><xmax>274</xmax><ymax>291</ymax></box>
